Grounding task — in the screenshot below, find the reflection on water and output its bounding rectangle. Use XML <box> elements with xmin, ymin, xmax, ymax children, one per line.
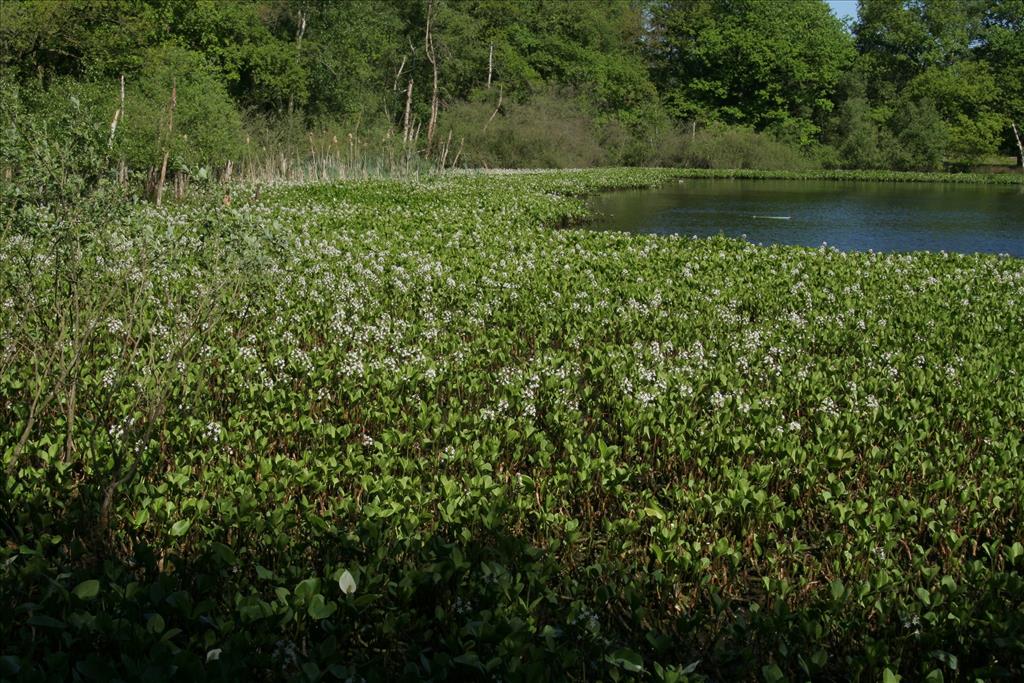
<box><xmin>586</xmin><ymin>179</ymin><xmax>1024</xmax><ymax>256</ymax></box>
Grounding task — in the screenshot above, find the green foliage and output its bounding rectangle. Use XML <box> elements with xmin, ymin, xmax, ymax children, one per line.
<box><xmin>439</xmin><ymin>93</ymin><xmax>609</xmax><ymax>168</ymax></box>
<box><xmin>854</xmin><ymin>0</ymin><xmax>1024</xmax><ymax>165</ymax></box>
<box><xmin>671</xmin><ymin>167</ymin><xmax>1022</xmax><ymax>185</ymax></box>
<box><xmin>2</xmin><ymin>169</ymin><xmax>1022</xmax><ymax>680</ymax></box>
<box><xmin>4</xmin><ymin>0</ymin><xmax>1022</xmax><ymax>174</ymax></box>
<box><xmin>975</xmin><ymin>0</ymin><xmax>1024</xmax><ymax>159</ymax></box>
<box><xmin>117</xmin><ymin>45</ymin><xmax>245</xmax><ymax>171</ymax></box>
<box><xmin>0</xmin><ymin>76</ymin><xmax>114</xmax><ymax>211</ymax></box>
<box><xmin>650</xmin><ymin>0</ymin><xmax>855</xmax><ymax>136</ymax></box>
<box><xmin>667</xmin><ymin>124</ymin><xmax>818</xmax><ymax>171</ymax></box>
<box><xmin>890</xmin><ymin>98</ymin><xmax>950</xmax><ymax>171</ymax></box>
<box><xmin>855</xmin><ymin>0</ymin><xmax>976</xmax><ymax>87</ymax></box>
<box><xmin>238</xmin><ymin>41</ymin><xmax>308</xmax><ymax>112</ymax></box>
<box><xmin>832</xmin><ymin>95</ymin><xmax>889</xmax><ymax>170</ymax></box>
<box><xmin>298</xmin><ymin>0</ymin><xmax>404</xmax><ymax>118</ymax></box>
<box><xmin>904</xmin><ymin>62</ymin><xmax>1005</xmax><ymax>163</ymax></box>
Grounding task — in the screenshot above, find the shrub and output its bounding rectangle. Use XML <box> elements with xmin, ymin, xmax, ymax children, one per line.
<box><xmin>438</xmin><ymin>91</ymin><xmax>608</xmax><ymax>168</ymax></box>
<box><xmin>888</xmin><ymin>98</ymin><xmax>950</xmax><ymax>171</ymax></box>
<box><xmin>832</xmin><ymin>96</ymin><xmax>889</xmax><ymax>169</ymax></box>
<box><xmin>0</xmin><ymin>76</ymin><xmax>113</xmax><ymax>212</ymax></box>
<box><xmin>117</xmin><ymin>45</ymin><xmax>245</xmax><ymax>175</ymax></box>
<box><xmin>677</xmin><ymin>124</ymin><xmax>818</xmax><ymax>170</ymax></box>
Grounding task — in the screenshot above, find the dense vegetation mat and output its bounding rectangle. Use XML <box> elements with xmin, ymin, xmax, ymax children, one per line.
<box><xmin>2</xmin><ymin>169</ymin><xmax>1022</xmax><ymax>681</ymax></box>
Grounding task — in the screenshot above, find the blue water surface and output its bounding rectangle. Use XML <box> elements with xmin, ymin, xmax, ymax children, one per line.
<box><xmin>587</xmin><ymin>178</ymin><xmax>1024</xmax><ymax>256</ymax></box>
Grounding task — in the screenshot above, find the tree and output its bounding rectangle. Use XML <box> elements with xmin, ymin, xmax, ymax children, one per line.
<box><xmin>974</xmin><ymin>0</ymin><xmax>1024</xmax><ymax>164</ymax></box>
<box><xmin>855</xmin><ymin>0</ymin><xmax>1021</xmax><ymax>164</ymax></box>
<box><xmin>293</xmin><ymin>0</ymin><xmax>404</xmax><ymax>120</ymax></box>
<box><xmin>833</xmin><ymin>92</ymin><xmax>889</xmax><ymax>169</ymax></box>
<box><xmin>904</xmin><ymin>61</ymin><xmax>1004</xmax><ymax>162</ymax></box>
<box><xmin>648</xmin><ymin>0</ymin><xmax>855</xmax><ymax>142</ymax></box>
<box><xmin>428</xmin><ymin>1</ymin><xmax>658</xmax><ymax>124</ymax></box>
<box><xmin>890</xmin><ymin>96</ymin><xmax>949</xmax><ymax>170</ymax></box>
<box><xmin>117</xmin><ymin>45</ymin><xmax>245</xmax><ymax>173</ymax></box>
<box><xmin>855</xmin><ymin>0</ymin><xmax>983</xmax><ymax>89</ymax></box>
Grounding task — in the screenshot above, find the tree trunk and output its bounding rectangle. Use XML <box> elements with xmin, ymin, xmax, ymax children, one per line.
<box><xmin>424</xmin><ymin>0</ymin><xmax>439</xmax><ymax>146</ymax></box>
<box><xmin>288</xmin><ymin>9</ymin><xmax>307</xmax><ymax>115</ymax></box>
<box><xmin>155</xmin><ymin>78</ymin><xmax>176</xmax><ymax>206</ymax></box>
<box><xmin>393</xmin><ymin>55</ymin><xmax>406</xmax><ymax>92</ymax></box>
<box><xmin>1012</xmin><ymin>122</ymin><xmax>1023</xmax><ymax>169</ymax></box>
<box><xmin>402</xmin><ymin>79</ymin><xmax>414</xmax><ymax>143</ymax></box>
<box><xmin>107</xmin><ymin>74</ymin><xmax>124</xmax><ymax>149</ymax></box>
<box><xmin>487</xmin><ymin>43</ymin><xmax>493</xmax><ymax>89</ymax></box>
<box><xmin>484</xmin><ymin>85</ymin><xmax>503</xmax><ymax>133</ymax></box>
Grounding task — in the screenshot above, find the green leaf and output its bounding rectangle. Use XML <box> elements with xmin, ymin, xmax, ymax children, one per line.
<box><xmin>146</xmin><ymin>613</ymin><xmax>165</xmax><ymax>634</ymax></box>
<box><xmin>169</xmin><ymin>519</ymin><xmax>191</xmax><ymax>537</ymax></box>
<box><xmin>762</xmin><ymin>663</ymin><xmax>786</xmax><ymax>683</ymax></box>
<box><xmin>0</xmin><ymin>656</ymin><xmax>20</xmax><ymax>676</ymax></box>
<box><xmin>1009</xmin><ymin>541</ymin><xmax>1023</xmax><ymax>563</ymax></box>
<box><xmin>301</xmin><ymin>662</ymin><xmax>320</xmax><ymax>680</ymax></box>
<box><xmin>453</xmin><ymin>652</ymin><xmax>483</xmax><ymax>669</ymax></box>
<box><xmin>73</xmin><ymin>579</ymin><xmax>100</xmax><ymax>600</ymax></box>
<box><xmin>27</xmin><ymin>615</ymin><xmax>66</xmax><ymax>629</ymax></box>
<box><xmin>883</xmin><ymin>668</ymin><xmax>902</xmax><ymax>683</ymax></box>
<box><xmin>644</xmin><ymin>506</ymin><xmax>665</xmax><ymax>520</ymax></box>
<box><xmin>607</xmin><ymin>648</ymin><xmax>644</xmax><ymax>673</ymax></box>
<box><xmin>307</xmin><ymin>594</ymin><xmax>337</xmax><ymax>620</ymax></box>
<box><xmin>295</xmin><ymin>577</ymin><xmax>321</xmax><ymax>601</ymax></box>
<box><xmin>211</xmin><ymin>542</ymin><xmax>237</xmax><ymax>565</ymax></box>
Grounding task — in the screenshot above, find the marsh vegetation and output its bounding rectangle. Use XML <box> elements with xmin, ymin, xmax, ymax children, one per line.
<box><xmin>2</xmin><ymin>169</ymin><xmax>1023</xmax><ymax>680</ymax></box>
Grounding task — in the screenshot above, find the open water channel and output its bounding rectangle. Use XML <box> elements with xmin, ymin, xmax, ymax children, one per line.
<box><xmin>587</xmin><ymin>178</ymin><xmax>1024</xmax><ymax>256</ymax></box>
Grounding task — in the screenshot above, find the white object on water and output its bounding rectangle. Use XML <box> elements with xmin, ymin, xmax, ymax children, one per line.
<box><xmin>752</xmin><ymin>215</ymin><xmax>791</xmax><ymax>220</ymax></box>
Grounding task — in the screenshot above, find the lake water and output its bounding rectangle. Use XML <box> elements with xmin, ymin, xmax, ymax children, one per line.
<box><xmin>587</xmin><ymin>179</ymin><xmax>1024</xmax><ymax>256</ymax></box>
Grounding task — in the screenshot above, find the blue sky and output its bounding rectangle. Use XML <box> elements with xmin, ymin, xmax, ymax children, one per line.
<box><xmin>826</xmin><ymin>0</ymin><xmax>858</xmax><ymax>22</ymax></box>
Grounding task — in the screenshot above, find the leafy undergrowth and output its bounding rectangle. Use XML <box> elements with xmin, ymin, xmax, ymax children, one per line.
<box><xmin>1</xmin><ymin>169</ymin><xmax>1022</xmax><ymax>681</ymax></box>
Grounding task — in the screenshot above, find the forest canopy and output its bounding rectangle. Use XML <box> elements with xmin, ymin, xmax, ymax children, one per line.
<box><xmin>1</xmin><ymin>0</ymin><xmax>1021</xmax><ymax>183</ymax></box>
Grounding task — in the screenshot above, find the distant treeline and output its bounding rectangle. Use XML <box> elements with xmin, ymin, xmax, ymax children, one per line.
<box><xmin>1</xmin><ymin>0</ymin><xmax>1022</xmax><ymax>196</ymax></box>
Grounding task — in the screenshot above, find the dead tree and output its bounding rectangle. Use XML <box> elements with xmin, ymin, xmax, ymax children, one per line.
<box><xmin>402</xmin><ymin>79</ymin><xmax>414</xmax><ymax>143</ymax></box>
<box><xmin>155</xmin><ymin>78</ymin><xmax>176</xmax><ymax>207</ymax></box>
<box><xmin>1013</xmin><ymin>122</ymin><xmax>1023</xmax><ymax>169</ymax></box>
<box><xmin>424</xmin><ymin>0</ymin><xmax>439</xmax><ymax>146</ymax></box>
<box><xmin>107</xmin><ymin>74</ymin><xmax>125</xmax><ymax>149</ymax></box>
<box><xmin>484</xmin><ymin>85</ymin><xmax>503</xmax><ymax>133</ymax></box>
<box><xmin>288</xmin><ymin>8</ymin><xmax>307</xmax><ymax>115</ymax></box>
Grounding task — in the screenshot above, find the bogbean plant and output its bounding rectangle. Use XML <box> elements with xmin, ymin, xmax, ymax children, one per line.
<box><xmin>1</xmin><ymin>168</ymin><xmax>1022</xmax><ymax>682</ymax></box>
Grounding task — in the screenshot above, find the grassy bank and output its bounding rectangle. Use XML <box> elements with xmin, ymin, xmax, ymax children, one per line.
<box><xmin>2</xmin><ymin>169</ymin><xmax>1022</xmax><ymax>681</ymax></box>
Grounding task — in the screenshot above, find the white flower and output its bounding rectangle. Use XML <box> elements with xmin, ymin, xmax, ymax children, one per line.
<box><xmin>204</xmin><ymin>421</ymin><xmax>223</xmax><ymax>442</ymax></box>
<box><xmin>338</xmin><ymin>570</ymin><xmax>357</xmax><ymax>595</ymax></box>
<box><xmin>206</xmin><ymin>648</ymin><xmax>222</xmax><ymax>662</ymax></box>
